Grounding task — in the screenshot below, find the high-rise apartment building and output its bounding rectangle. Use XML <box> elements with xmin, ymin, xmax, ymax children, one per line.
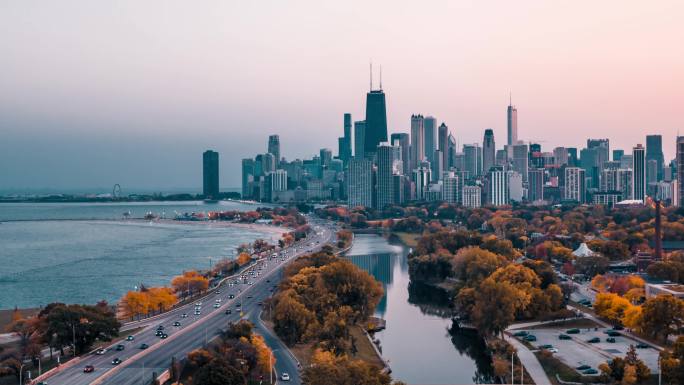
<box><xmin>442</xmin><ymin>171</ymin><xmax>459</xmax><ymax>204</ymax></box>
<box><xmin>483</xmin><ymin>129</ymin><xmax>496</xmax><ymax>173</ymax></box>
<box><xmin>203</xmin><ymin>150</ymin><xmax>219</xmax><ymax>199</ymax></box>
<box><xmin>528</xmin><ymin>168</ymin><xmax>544</xmax><ymax>202</ymax></box>
<box><xmin>464</xmin><ymin>144</ymin><xmax>482</xmax><ymax>177</ymax></box>
<box><xmin>268</xmin><ymin>135</ymin><xmax>280</xmax><ymax>166</ymax></box>
<box><xmin>632</xmin><ymin>144</ymin><xmax>646</xmax><ymax>201</ymax></box>
<box><xmin>553</xmin><ymin>147</ymin><xmax>569</xmax><ymax>166</ymax></box>
<box><xmin>347</xmin><ymin>158</ymin><xmax>373</xmax><ymax>208</ymax></box>
<box><xmin>489</xmin><ymin>166</ymin><xmax>509</xmax><ymax>206</ymax></box>
<box><xmin>564</xmin><ymin>167</ymin><xmax>585</xmax><ymax>203</ymax></box>
<box><xmin>320</xmin><ymin>148</ymin><xmax>332</xmax><ymax>168</ymax></box>
<box><xmin>412</xmin><ymin>162</ymin><xmax>431</xmax><ymax>201</ymax></box>
<box><xmin>410</xmin><ymin>115</ymin><xmax>425</xmax><ymax>171</ymax></box>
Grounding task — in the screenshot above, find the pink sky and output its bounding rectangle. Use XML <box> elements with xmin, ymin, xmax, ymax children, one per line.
<box><xmin>1</xmin><ymin>0</ymin><xmax>682</xmax><ymax>189</ymax></box>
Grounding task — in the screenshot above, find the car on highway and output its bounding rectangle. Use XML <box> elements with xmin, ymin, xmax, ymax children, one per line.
<box><xmin>547</xmin><ymin>347</ymin><xmax>559</xmax><ymax>353</ymax></box>
<box><xmin>115</xmin><ymin>344</ymin><xmax>125</xmax><ymax>351</ymax></box>
<box><xmin>139</xmin><ymin>343</ymin><xmax>149</xmax><ymax>349</ymax></box>
<box><xmin>215</xmin><ymin>290</ymin><xmax>221</xmax><ymax>294</ymax></box>
<box><xmin>195</xmin><ymin>310</ymin><xmax>201</xmax><ymax>315</ymax></box>
<box><xmin>83</xmin><ymin>365</ymin><xmax>95</xmax><ymax>373</ymax></box>
<box><xmin>155</xmin><ymin>330</ymin><xmax>163</xmax><ymax>336</ymax></box>
<box><xmin>213</xmin><ymin>303</ymin><xmax>220</xmax><ymax>308</ymax></box>
<box><xmin>156</xmin><ymin>325</ymin><xmax>164</xmax><ymax>330</ymax></box>
<box><xmin>236</xmin><ymin>302</ymin><xmax>241</xmax><ymax>308</ymax></box>
<box><xmin>173</xmin><ymin>321</ymin><xmax>181</xmax><ymax>327</ymax></box>
<box><xmin>524</xmin><ymin>335</ymin><xmax>537</xmax><ymax>342</ymax></box>
<box><xmin>281</xmin><ymin>372</ymin><xmax>290</xmax><ymax>381</ymax></box>
<box><xmin>225</xmin><ymin>309</ymin><xmax>232</xmax><ymax>315</ymax></box>
<box><xmin>216</xmin><ymin>298</ymin><xmax>221</xmax><ymax>302</ymax></box>
<box><xmin>538</xmin><ymin>344</ymin><xmax>553</xmax><ymax>349</ymax></box>
<box><xmin>513</xmin><ymin>331</ymin><xmax>528</xmax><ymax>337</ymax></box>
<box><xmin>160</xmin><ymin>333</ymin><xmax>168</xmax><ymax>339</ymax></box>
<box><xmin>126</xmin><ymin>335</ymin><xmax>135</xmax><ymax>341</ymax></box>
<box><xmin>95</xmin><ymin>348</ymin><xmax>107</xmax><ymax>355</ymax></box>
<box><xmin>606</xmin><ymin>330</ymin><xmax>621</xmax><ymax>337</ymax></box>
<box><xmin>111</xmin><ymin>358</ymin><xmax>122</xmax><ymax>365</ymax></box>
<box><xmin>228</xmin><ymin>294</ymin><xmax>235</xmax><ymax>299</ymax></box>
<box><xmin>181</xmin><ymin>313</ymin><xmax>188</xmax><ymax>318</ymax></box>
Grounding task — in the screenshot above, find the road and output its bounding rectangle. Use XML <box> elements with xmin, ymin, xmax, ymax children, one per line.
<box><xmin>39</xmin><ymin>218</ymin><xmax>335</xmax><ymax>385</ymax></box>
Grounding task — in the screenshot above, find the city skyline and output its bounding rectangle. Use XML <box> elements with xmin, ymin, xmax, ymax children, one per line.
<box><xmin>2</xmin><ymin>0</ymin><xmax>684</xmax><ymax>191</ymax></box>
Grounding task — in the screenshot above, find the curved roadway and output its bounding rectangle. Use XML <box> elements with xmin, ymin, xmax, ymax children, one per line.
<box><xmin>40</xmin><ymin>218</ymin><xmax>335</xmax><ymax>385</ymax></box>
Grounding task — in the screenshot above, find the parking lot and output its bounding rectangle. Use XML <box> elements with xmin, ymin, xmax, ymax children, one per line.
<box><xmin>513</xmin><ymin>325</ymin><xmax>660</xmax><ymax>375</ymax></box>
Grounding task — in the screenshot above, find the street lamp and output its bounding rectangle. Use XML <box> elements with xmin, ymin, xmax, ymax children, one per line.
<box><xmin>18</xmin><ymin>363</ymin><xmax>25</xmax><ymax>385</ymax></box>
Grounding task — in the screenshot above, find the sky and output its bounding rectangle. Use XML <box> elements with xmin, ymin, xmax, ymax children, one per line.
<box><xmin>1</xmin><ymin>0</ymin><xmax>683</xmax><ymax>192</ymax></box>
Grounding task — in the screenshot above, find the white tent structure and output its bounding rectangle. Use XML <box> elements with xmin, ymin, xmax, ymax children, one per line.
<box><xmin>572</xmin><ymin>242</ymin><xmax>595</xmax><ymax>258</ymax></box>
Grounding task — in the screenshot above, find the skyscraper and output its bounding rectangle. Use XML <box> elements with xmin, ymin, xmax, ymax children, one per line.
<box><xmin>587</xmin><ymin>139</ymin><xmax>610</xmax><ymax>168</ymax></box>
<box><xmin>377</xmin><ymin>143</ymin><xmax>401</xmax><ymax>209</ymax></box>
<box><xmin>613</xmin><ymin>149</ymin><xmax>624</xmax><ymax>162</ymax></box>
<box><xmin>512</xmin><ymin>143</ymin><xmax>529</xmax><ymax>182</ymax></box>
<box><xmin>632</xmin><ymin>144</ymin><xmax>646</xmax><ymax>201</ymax></box>
<box><xmin>410</xmin><ymin>115</ymin><xmax>425</xmax><ymax>171</ymax></box>
<box><xmin>423</xmin><ymin>116</ymin><xmax>437</xmax><ymax>168</ymax></box>
<box><xmin>483</xmin><ymin>129</ymin><xmax>496</xmax><ymax>173</ymax></box>
<box><xmin>320</xmin><ymin>148</ymin><xmax>332</xmax><ymax>168</ymax></box>
<box><xmin>464</xmin><ymin>144</ymin><xmax>482</xmax><ymax>177</ymax></box>
<box><xmin>438</xmin><ymin>123</ymin><xmax>449</xmax><ymax>171</ymax></box>
<box><xmin>412</xmin><ymin>163</ymin><xmax>431</xmax><ymax>201</ymax></box>
<box><xmin>203</xmin><ymin>150</ymin><xmax>219</xmax><ymax>199</ymax></box>
<box><xmin>364</xmin><ymin>89</ymin><xmax>388</xmax><ymax>158</ymax></box>
<box><xmin>646</xmin><ymin>135</ymin><xmax>664</xmax><ymax>182</ymax></box>
<box><xmin>390</xmin><ymin>133</ymin><xmax>410</xmax><ymax>177</ymax></box>
<box><xmin>241</xmin><ymin>158</ymin><xmax>255</xmax><ymax>199</ymax></box>
<box><xmin>677</xmin><ymin>137</ymin><xmax>684</xmax><ymax>206</ymax></box>
<box><xmin>442</xmin><ymin>171</ymin><xmax>459</xmax><ymax>204</ymax></box>
<box><xmin>354</xmin><ymin>121</ymin><xmax>366</xmax><ymax>158</ymax></box>
<box><xmin>347</xmin><ymin>158</ymin><xmax>373</xmax><ymax>208</ymax></box>
<box><xmin>553</xmin><ymin>147</ymin><xmax>569</xmax><ymax>166</ymax></box>
<box><xmin>507</xmin><ymin>100</ymin><xmax>518</xmax><ymax>146</ymax></box>
<box><xmin>338</xmin><ymin>113</ymin><xmax>352</xmax><ymax>165</ymax></box>
<box><xmin>268</xmin><ymin>135</ymin><xmax>280</xmax><ymax>166</ymax></box>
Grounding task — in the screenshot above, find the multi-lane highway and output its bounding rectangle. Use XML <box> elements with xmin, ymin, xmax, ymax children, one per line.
<box><xmin>40</xmin><ymin>218</ymin><xmax>335</xmax><ymax>385</ymax></box>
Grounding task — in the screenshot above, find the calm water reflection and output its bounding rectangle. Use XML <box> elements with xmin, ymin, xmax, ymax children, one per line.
<box><xmin>347</xmin><ymin>234</ymin><xmax>493</xmax><ymax>385</ymax></box>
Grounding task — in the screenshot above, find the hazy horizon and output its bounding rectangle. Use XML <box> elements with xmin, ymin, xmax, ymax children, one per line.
<box><xmin>2</xmin><ymin>0</ymin><xmax>683</xmax><ymax>191</ymax></box>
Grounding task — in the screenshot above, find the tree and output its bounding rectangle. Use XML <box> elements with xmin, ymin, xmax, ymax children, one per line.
<box><xmin>451</xmin><ymin>247</ymin><xmax>507</xmax><ymax>286</ymax></box>
<box><xmin>192</xmin><ymin>358</ymin><xmax>246</xmax><ymax>385</ymax></box>
<box><xmin>470</xmin><ymin>278</ymin><xmax>520</xmax><ymax>336</ymax></box>
<box><xmin>171</xmin><ymin>271</ymin><xmax>209</xmax><ymax>296</ymax></box>
<box><xmin>638</xmin><ymin>295</ymin><xmax>684</xmax><ymax>341</ymax></box>
<box><xmin>236</xmin><ymin>252</ymin><xmax>252</xmax><ymax>266</ymax></box>
<box><xmin>574</xmin><ymin>255</ymin><xmax>609</xmax><ymax>277</ymax></box>
<box><xmin>659</xmin><ymin>336</ymin><xmax>684</xmax><ymax>385</ymax></box>
<box><xmin>38</xmin><ymin>303</ymin><xmax>120</xmax><ymax>355</ymax></box>
<box><xmin>272</xmin><ymin>292</ymin><xmax>317</xmax><ymax>345</ymax></box>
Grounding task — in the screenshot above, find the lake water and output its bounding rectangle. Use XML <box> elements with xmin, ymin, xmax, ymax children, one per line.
<box><xmin>0</xmin><ymin>201</ymin><xmax>280</xmax><ymax>309</ymax></box>
<box><xmin>348</xmin><ymin>234</ymin><xmax>493</xmax><ymax>385</ymax></box>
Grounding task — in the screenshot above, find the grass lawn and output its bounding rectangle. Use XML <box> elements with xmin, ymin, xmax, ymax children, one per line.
<box><xmin>349</xmin><ymin>325</ymin><xmax>384</xmax><ymax>368</ymax></box>
<box><xmin>392</xmin><ymin>232</ymin><xmax>420</xmax><ymax>248</ymax></box>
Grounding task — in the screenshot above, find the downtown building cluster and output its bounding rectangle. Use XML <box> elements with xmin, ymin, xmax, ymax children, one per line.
<box><xmin>231</xmin><ymin>81</ymin><xmax>683</xmax><ymax>209</ymax></box>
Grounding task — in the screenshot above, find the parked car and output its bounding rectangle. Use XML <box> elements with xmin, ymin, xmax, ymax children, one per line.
<box><xmin>281</xmin><ymin>372</ymin><xmax>290</xmax><ymax>381</ymax></box>
<box><xmin>606</xmin><ymin>331</ymin><xmax>621</xmax><ymax>337</ymax></box>
<box><xmin>583</xmin><ymin>369</ymin><xmax>598</xmax><ymax>375</ymax></box>
<box><xmin>587</xmin><ymin>337</ymin><xmax>600</xmax><ymax>343</ymax></box>
<box><xmin>559</xmin><ymin>334</ymin><xmax>572</xmax><ymax>340</ymax></box>
<box><xmin>576</xmin><ymin>365</ymin><xmax>591</xmax><ymax>371</ymax></box>
<box><xmin>566</xmin><ymin>328</ymin><xmax>580</xmax><ymax>334</ymax></box>
<box><xmin>636</xmin><ymin>343</ymin><xmax>650</xmax><ymax>349</ymax></box>
<box><xmin>524</xmin><ymin>335</ymin><xmax>537</xmax><ymax>342</ymax></box>
<box><xmin>606</xmin><ymin>337</ymin><xmax>616</xmax><ymax>343</ymax></box>
<box><xmin>513</xmin><ymin>331</ymin><xmax>529</xmax><ymax>337</ymax></box>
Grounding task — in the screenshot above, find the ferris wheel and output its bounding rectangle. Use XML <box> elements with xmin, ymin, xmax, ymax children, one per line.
<box><xmin>112</xmin><ymin>184</ymin><xmax>122</xmax><ymax>199</ymax></box>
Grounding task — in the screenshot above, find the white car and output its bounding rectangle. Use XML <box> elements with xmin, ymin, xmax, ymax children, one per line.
<box><xmin>95</xmin><ymin>348</ymin><xmax>107</xmax><ymax>355</ymax></box>
<box><xmin>281</xmin><ymin>372</ymin><xmax>290</xmax><ymax>381</ymax></box>
<box><xmin>548</xmin><ymin>348</ymin><xmax>559</xmax><ymax>353</ymax></box>
<box><xmin>213</xmin><ymin>303</ymin><xmax>220</xmax><ymax>308</ymax></box>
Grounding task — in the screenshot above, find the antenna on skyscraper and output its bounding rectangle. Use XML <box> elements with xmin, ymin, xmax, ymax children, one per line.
<box><xmin>370</xmin><ymin>62</ymin><xmax>373</xmax><ymax>90</ymax></box>
<box><xmin>379</xmin><ymin>65</ymin><xmax>383</xmax><ymax>90</ymax></box>
<box><xmin>509</xmin><ymin>92</ymin><xmax>512</xmax><ymax>106</ymax></box>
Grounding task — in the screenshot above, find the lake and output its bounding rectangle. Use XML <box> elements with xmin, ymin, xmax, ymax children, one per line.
<box><xmin>0</xmin><ymin>201</ymin><xmax>281</xmax><ymax>309</ymax></box>
<box><xmin>347</xmin><ymin>234</ymin><xmax>493</xmax><ymax>385</ymax></box>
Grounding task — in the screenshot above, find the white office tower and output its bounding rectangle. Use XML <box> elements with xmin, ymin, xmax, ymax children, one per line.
<box><xmin>489</xmin><ymin>167</ymin><xmax>509</xmax><ymax>206</ymax></box>
<box><xmin>347</xmin><ymin>158</ymin><xmax>373</xmax><ymax>208</ymax></box>
<box><xmin>463</xmin><ymin>185</ymin><xmax>482</xmax><ymax>208</ymax></box>
<box><xmin>271</xmin><ymin>169</ymin><xmax>288</xmax><ymax>191</ymax></box>
<box><xmin>412</xmin><ymin>164</ymin><xmax>431</xmax><ymax>201</ymax></box>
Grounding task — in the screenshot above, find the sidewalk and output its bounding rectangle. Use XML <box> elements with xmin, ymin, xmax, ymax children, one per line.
<box><xmin>504</xmin><ymin>334</ymin><xmax>552</xmax><ymax>385</ymax></box>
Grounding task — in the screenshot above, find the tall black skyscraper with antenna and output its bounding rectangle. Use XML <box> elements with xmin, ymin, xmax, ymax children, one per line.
<box><xmin>364</xmin><ymin>64</ymin><xmax>388</xmax><ymax>159</ymax></box>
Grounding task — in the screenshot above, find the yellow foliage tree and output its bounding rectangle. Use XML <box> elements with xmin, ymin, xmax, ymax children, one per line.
<box><xmin>236</xmin><ymin>252</ymin><xmax>252</xmax><ymax>266</ymax></box>
<box><xmin>121</xmin><ymin>291</ymin><xmax>150</xmax><ymax>319</ymax></box>
<box><xmin>251</xmin><ymin>334</ymin><xmax>275</xmax><ymax>374</ymax></box>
